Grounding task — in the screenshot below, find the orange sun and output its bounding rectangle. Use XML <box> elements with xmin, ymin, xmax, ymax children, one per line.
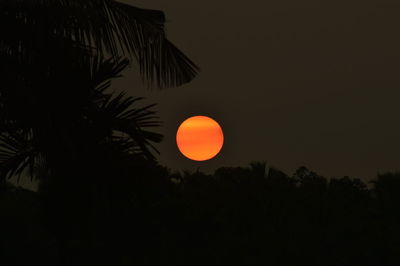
<box><xmin>176</xmin><ymin>116</ymin><xmax>224</xmax><ymax>161</ymax></box>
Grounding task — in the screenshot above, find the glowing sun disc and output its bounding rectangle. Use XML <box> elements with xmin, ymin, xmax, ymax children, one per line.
<box><xmin>176</xmin><ymin>116</ymin><xmax>224</xmax><ymax>161</ymax></box>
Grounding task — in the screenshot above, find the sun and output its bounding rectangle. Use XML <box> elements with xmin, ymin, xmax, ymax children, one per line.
<box><xmin>176</xmin><ymin>116</ymin><xmax>224</xmax><ymax>161</ymax></box>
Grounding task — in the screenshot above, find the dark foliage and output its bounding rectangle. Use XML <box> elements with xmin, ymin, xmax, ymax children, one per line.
<box><xmin>0</xmin><ymin>54</ymin><xmax>163</xmax><ymax>181</ymax></box>
<box><xmin>0</xmin><ymin>0</ymin><xmax>199</xmax><ymax>88</ymax></box>
<box><xmin>0</xmin><ymin>0</ymin><xmax>199</xmax><ymax>182</ymax></box>
<box><xmin>1</xmin><ymin>165</ymin><xmax>400</xmax><ymax>266</ymax></box>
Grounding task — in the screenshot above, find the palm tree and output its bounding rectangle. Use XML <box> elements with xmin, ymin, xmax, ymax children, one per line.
<box><xmin>0</xmin><ymin>1</ymin><xmax>199</xmax><ymax>181</ymax></box>
<box><xmin>0</xmin><ymin>0</ymin><xmax>199</xmax><ymax>88</ymax></box>
<box><xmin>0</xmin><ymin>54</ymin><xmax>162</xmax><ymax>181</ymax></box>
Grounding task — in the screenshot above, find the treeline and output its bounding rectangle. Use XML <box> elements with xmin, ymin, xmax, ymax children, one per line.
<box><xmin>1</xmin><ymin>162</ymin><xmax>400</xmax><ymax>266</ymax></box>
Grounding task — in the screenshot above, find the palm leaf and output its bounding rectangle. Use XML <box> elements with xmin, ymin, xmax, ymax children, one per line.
<box><xmin>94</xmin><ymin>90</ymin><xmax>163</xmax><ymax>159</ymax></box>
<box><xmin>0</xmin><ymin>131</ymin><xmax>37</xmax><ymax>180</ymax></box>
<box><xmin>0</xmin><ymin>55</ymin><xmax>164</xmax><ymax>180</ymax></box>
<box><xmin>0</xmin><ymin>0</ymin><xmax>199</xmax><ymax>88</ymax></box>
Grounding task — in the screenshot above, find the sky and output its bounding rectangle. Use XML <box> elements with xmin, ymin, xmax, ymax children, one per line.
<box><xmin>111</xmin><ymin>0</ymin><xmax>400</xmax><ymax>181</ymax></box>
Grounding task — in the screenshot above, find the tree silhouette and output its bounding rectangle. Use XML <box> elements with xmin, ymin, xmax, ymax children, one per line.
<box><xmin>0</xmin><ymin>1</ymin><xmax>199</xmax><ymax>182</ymax></box>
<box><xmin>0</xmin><ymin>0</ymin><xmax>199</xmax><ymax>88</ymax></box>
<box><xmin>0</xmin><ymin>55</ymin><xmax>162</xmax><ymax>181</ymax></box>
<box><xmin>0</xmin><ymin>54</ymin><xmax>167</xmax><ymax>265</ymax></box>
<box><xmin>2</xmin><ymin>161</ymin><xmax>400</xmax><ymax>265</ymax></box>
<box><xmin>371</xmin><ymin>172</ymin><xmax>400</xmax><ymax>265</ymax></box>
<box><xmin>0</xmin><ymin>2</ymin><xmax>199</xmax><ymax>265</ymax></box>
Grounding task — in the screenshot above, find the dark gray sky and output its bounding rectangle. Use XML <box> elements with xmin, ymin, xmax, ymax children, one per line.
<box><xmin>119</xmin><ymin>0</ymin><xmax>400</xmax><ymax>180</ymax></box>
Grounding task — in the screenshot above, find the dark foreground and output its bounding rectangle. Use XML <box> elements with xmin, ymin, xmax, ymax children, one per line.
<box><xmin>1</xmin><ymin>163</ymin><xmax>400</xmax><ymax>266</ymax></box>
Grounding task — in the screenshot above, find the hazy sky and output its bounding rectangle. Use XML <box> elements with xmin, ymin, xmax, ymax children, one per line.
<box><xmin>113</xmin><ymin>0</ymin><xmax>400</xmax><ymax>180</ymax></box>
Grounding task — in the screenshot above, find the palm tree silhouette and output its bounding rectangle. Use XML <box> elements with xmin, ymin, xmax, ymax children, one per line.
<box><xmin>0</xmin><ymin>53</ymin><xmax>168</xmax><ymax>265</ymax></box>
<box><xmin>0</xmin><ymin>1</ymin><xmax>199</xmax><ymax>181</ymax></box>
<box><xmin>0</xmin><ymin>54</ymin><xmax>162</xmax><ymax>181</ymax></box>
<box><xmin>0</xmin><ymin>0</ymin><xmax>199</xmax><ymax>88</ymax></box>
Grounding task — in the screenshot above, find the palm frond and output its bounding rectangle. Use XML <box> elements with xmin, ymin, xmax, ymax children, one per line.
<box><xmin>0</xmin><ymin>0</ymin><xmax>199</xmax><ymax>88</ymax></box>
<box><xmin>0</xmin><ymin>54</ymin><xmax>164</xmax><ymax>180</ymax></box>
<box><xmin>95</xmin><ymin>91</ymin><xmax>163</xmax><ymax>160</ymax></box>
<box><xmin>0</xmin><ymin>131</ymin><xmax>37</xmax><ymax>181</ymax></box>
